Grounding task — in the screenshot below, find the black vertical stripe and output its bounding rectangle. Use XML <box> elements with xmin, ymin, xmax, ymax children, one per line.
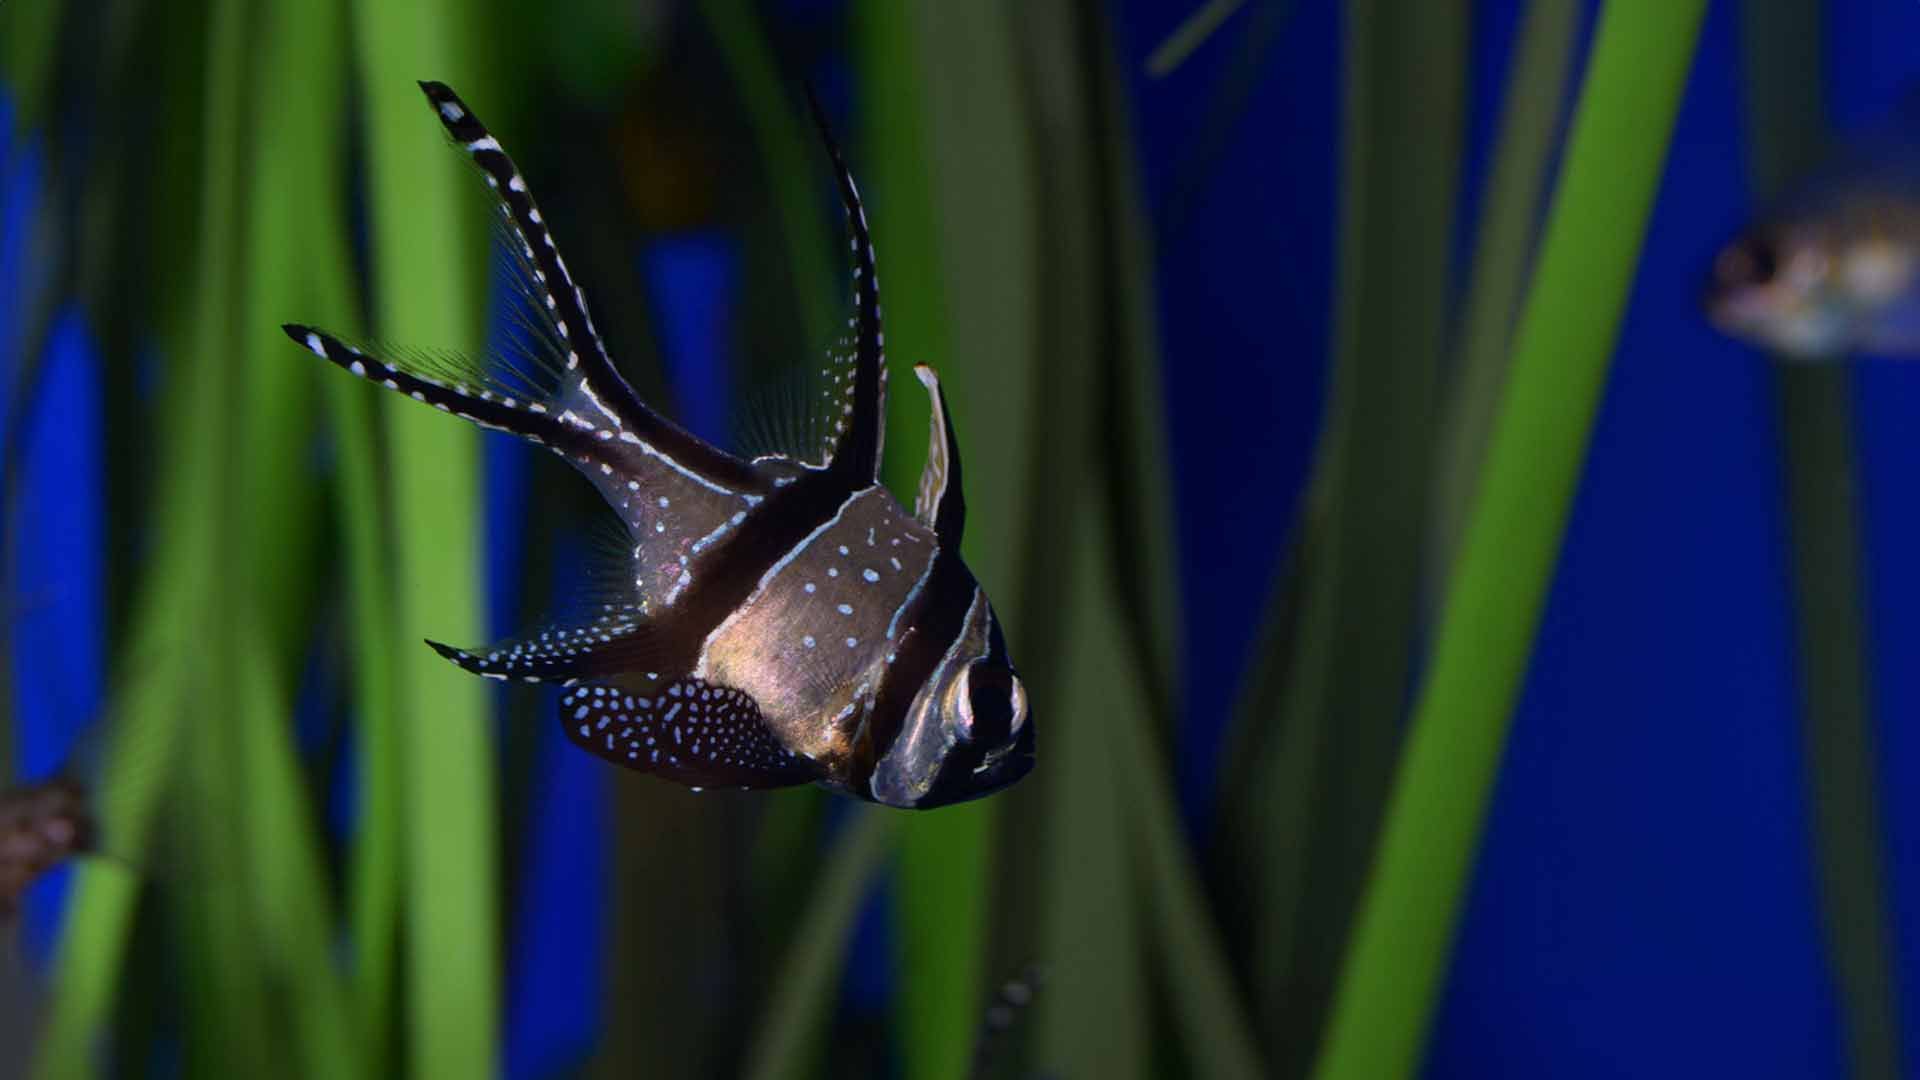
<box><xmin>854</xmin><ymin>547</ymin><xmax>976</xmax><ymax>793</ymax></box>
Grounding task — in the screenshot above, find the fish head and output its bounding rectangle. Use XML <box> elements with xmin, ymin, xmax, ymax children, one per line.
<box><xmin>869</xmin><ymin>588</ymin><xmax>1033</xmax><ymax>810</ymax></box>
<box><xmin>1704</xmin><ymin>219</ymin><xmax>1859</xmax><ymax>356</ymax></box>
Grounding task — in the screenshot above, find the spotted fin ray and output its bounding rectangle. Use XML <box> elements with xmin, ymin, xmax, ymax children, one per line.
<box><xmin>559</xmin><ymin>677</ymin><xmax>817</xmax><ymax>789</ymax></box>
<box><xmin>803</xmin><ymin>85</ymin><xmax>887</xmax><ymax>483</ymax></box>
<box><xmin>284</xmin><ymin>83</ymin><xmax>777</xmax><ymax>609</ymax></box>
<box><xmin>424</xmin><ymin>602</ymin><xmax>663</xmax><ymax>684</ymax></box>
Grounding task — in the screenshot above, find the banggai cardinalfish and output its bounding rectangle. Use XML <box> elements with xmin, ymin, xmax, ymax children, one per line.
<box><xmin>285</xmin><ymin>82</ymin><xmax>1032</xmax><ymax>809</ymax></box>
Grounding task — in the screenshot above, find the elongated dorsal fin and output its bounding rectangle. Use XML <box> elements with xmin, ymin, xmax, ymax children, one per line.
<box><xmin>804</xmin><ymin>87</ymin><xmax>887</xmax><ymax>486</ymax></box>
<box><xmin>912</xmin><ymin>364</ymin><xmax>964</xmax><ymax>546</ymax></box>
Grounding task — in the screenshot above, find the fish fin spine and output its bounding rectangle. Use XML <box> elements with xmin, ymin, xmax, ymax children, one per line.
<box><xmin>425</xmin><ymin>602</ymin><xmax>670</xmax><ymax>684</ymax></box>
<box><xmin>803</xmin><ymin>87</ymin><xmax>887</xmax><ymax>485</ymax></box>
<box><xmin>409</xmin><ymin>82</ymin><xmax>757</xmax><ymax>488</ymax></box>
<box><xmin>282</xmin><ymin>324</ymin><xmax>589</xmax><ymax>447</ymax></box>
<box><xmin>911</xmin><ymin>364</ymin><xmax>964</xmax><ymax>545</ymax></box>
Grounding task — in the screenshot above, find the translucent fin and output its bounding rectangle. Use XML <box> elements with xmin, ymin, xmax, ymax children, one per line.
<box><xmin>558</xmin><ymin>677</ymin><xmax>817</xmax><ymax>790</ymax></box>
<box><xmin>286</xmin><ymin>82</ymin><xmax>789</xmax><ymax>611</ymax></box>
<box><xmin>729</xmin><ymin>349</ymin><xmax>836</xmax><ymax>468</ymax></box>
<box><xmin>803</xmin><ymin>88</ymin><xmax>888</xmax><ymax>484</ymax></box>
<box><xmin>426</xmin><ymin>603</ymin><xmax>665</xmax><ymax>685</ymax></box>
<box><xmin>418</xmin><ymin>80</ymin><xmax>642</xmax><ymax>430</ymax></box>
<box><xmin>415</xmin><ymin>80</ymin><xmax>754</xmax><ymax>485</ymax></box>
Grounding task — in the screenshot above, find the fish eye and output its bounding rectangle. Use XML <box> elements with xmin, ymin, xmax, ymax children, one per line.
<box><xmin>1717</xmin><ymin>237</ymin><xmax>1779</xmax><ymax>287</ymax></box>
<box><xmin>958</xmin><ymin>665</ymin><xmax>1017</xmax><ymax>746</ymax></box>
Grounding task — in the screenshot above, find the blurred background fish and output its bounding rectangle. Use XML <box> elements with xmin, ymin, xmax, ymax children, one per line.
<box><xmin>1705</xmin><ymin>149</ymin><xmax>1920</xmax><ymax>356</ymax></box>
<box><xmin>0</xmin><ymin>777</ymin><xmax>92</xmax><ymax>925</ymax></box>
<box><xmin>0</xmin><ymin>777</ymin><xmax>90</xmax><ymax>1080</ymax></box>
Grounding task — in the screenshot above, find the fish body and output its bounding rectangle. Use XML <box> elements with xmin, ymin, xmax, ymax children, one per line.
<box><xmin>1706</xmin><ymin>153</ymin><xmax>1920</xmax><ymax>356</ymax></box>
<box><xmin>286</xmin><ymin>82</ymin><xmax>1031</xmax><ymax>809</ymax></box>
<box><xmin>0</xmin><ymin>778</ymin><xmax>92</xmax><ymax>925</ymax></box>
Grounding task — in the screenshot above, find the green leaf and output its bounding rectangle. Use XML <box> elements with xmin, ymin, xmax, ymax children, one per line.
<box><xmin>1239</xmin><ymin>3</ymin><xmax>1468</xmax><ymax>1069</ymax></box>
<box><xmin>696</xmin><ymin>0</ymin><xmax>837</xmax><ymax>347</ymax></box>
<box><xmin>1430</xmin><ymin>0</ymin><xmax>1582</xmax><ymax>589</ymax></box>
<box><xmin>1311</xmin><ymin>5</ymin><xmax>1709</xmax><ymax>1076</ymax></box>
<box><xmin>347</xmin><ymin>7</ymin><xmax>500</xmax><ymax>1076</ymax></box>
<box><xmin>741</xmin><ymin>812</ymin><xmax>901</xmax><ymax>1080</ymax></box>
<box><xmin>1144</xmin><ymin>0</ymin><xmax>1249</xmax><ymax>78</ymax></box>
<box><xmin>1736</xmin><ymin>6</ymin><xmax>1907</xmax><ymax>1078</ymax></box>
<box><xmin>856</xmin><ymin>6</ymin><xmax>992</xmax><ymax>1077</ymax></box>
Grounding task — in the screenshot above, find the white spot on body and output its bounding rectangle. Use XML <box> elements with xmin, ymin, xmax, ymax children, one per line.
<box><xmin>863</xmin><ymin>569</ymin><xmax>880</xmax><ymax>582</ymax></box>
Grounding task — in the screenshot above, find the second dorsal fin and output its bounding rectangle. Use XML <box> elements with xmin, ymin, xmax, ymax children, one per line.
<box><xmin>803</xmin><ymin>88</ymin><xmax>888</xmax><ymax>487</ymax></box>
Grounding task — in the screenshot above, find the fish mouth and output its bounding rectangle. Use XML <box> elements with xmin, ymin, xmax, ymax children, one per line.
<box><xmin>908</xmin><ymin>722</ymin><xmax>1035</xmax><ymax>810</ymax></box>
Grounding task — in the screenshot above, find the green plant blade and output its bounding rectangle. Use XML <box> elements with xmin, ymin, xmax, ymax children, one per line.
<box><xmin>347</xmin><ymin>7</ymin><xmax>499</xmax><ymax>1076</ymax></box>
<box><xmin>696</xmin><ymin>0</ymin><xmax>836</xmax><ymax>347</ymax></box>
<box><xmin>741</xmin><ymin>811</ymin><xmax>901</xmax><ymax>1080</ymax></box>
<box><xmin>230</xmin><ymin>630</ymin><xmax>359</xmax><ymax>1080</ymax></box>
<box><xmin>1311</xmin><ymin>5</ymin><xmax>1708</xmax><ymax>1076</ymax></box>
<box><xmin>1144</xmin><ymin>0</ymin><xmax>1248</xmax><ymax>78</ymax></box>
<box><xmin>1241</xmin><ymin>3</ymin><xmax>1467</xmax><ymax>1070</ymax></box>
<box><xmin>37</xmin><ymin>0</ymin><xmax>256</xmax><ymax>1064</ymax></box>
<box><xmin>856</xmin><ymin>6</ymin><xmax>992</xmax><ymax>1078</ymax></box>
<box><xmin>0</xmin><ymin>0</ymin><xmax>61</xmax><ymax>134</ymax></box>
<box><xmin>1085</xmin><ymin>10</ymin><xmax>1258</xmax><ymax>1073</ymax></box>
<box><xmin>1035</xmin><ymin>513</ymin><xmax>1150</xmax><ymax>1079</ymax></box>
<box><xmin>1118</xmin><ymin>703</ymin><xmax>1264</xmax><ymax>1079</ymax></box>
<box><xmin>1736</xmin><ymin>6</ymin><xmax>1906</xmax><ymax>1078</ymax></box>
<box><xmin>1430</xmin><ymin>0</ymin><xmax>1582</xmax><ymax>589</ymax></box>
